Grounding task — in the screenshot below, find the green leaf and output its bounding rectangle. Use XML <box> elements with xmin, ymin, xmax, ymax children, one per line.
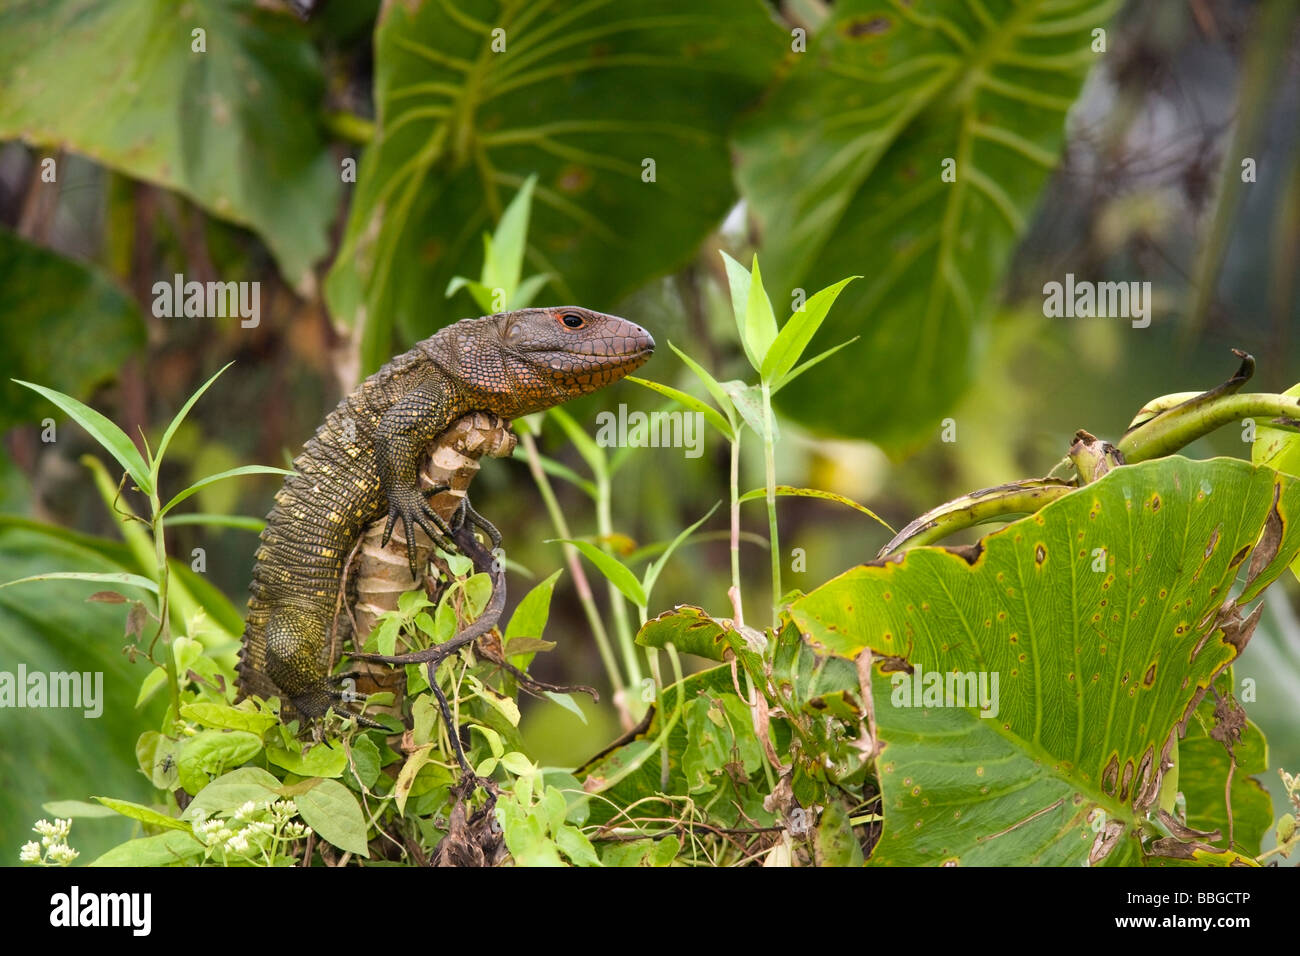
<box><xmin>789</xmin><ymin>457</ymin><xmax>1300</xmax><ymax>865</ymax></box>
<box><xmin>0</xmin><ymin>229</ymin><xmax>145</xmax><ymax>432</ymax></box>
<box><xmin>636</xmin><ymin>606</ymin><xmax>733</xmax><ymax>662</ymax></box>
<box><xmin>182</xmin><ymin>767</ymin><xmax>283</xmax><ymax>821</ymax></box>
<box><xmin>160</xmin><ymin>465</ymin><xmax>294</xmax><ymax>517</ymax></box>
<box><xmin>814</xmin><ymin>802</ymin><xmax>865</xmax><ymax>867</ymax></box>
<box><xmin>1178</xmin><ymin>675</ymin><xmax>1273</xmax><ymax>855</ymax></box>
<box><xmin>154</xmin><ymin>363</ymin><xmax>233</xmax><ymax>472</ymax></box>
<box><xmin>41</xmin><ymin>800</ymin><xmax>119</xmax><ymax>819</ymax></box>
<box><xmin>266</xmin><ymin>740</ymin><xmax>349</xmax><ymax>779</ymax></box>
<box><xmin>720</xmin><ymin>251</ymin><xmax>755</xmax><ymax>367</ymax></box>
<box><xmin>293</xmin><ymin>779</ymin><xmax>371</xmax><ymax>858</ymax></box>
<box><xmin>548</xmin><ymin>407</ymin><xmax>607</xmax><ymax>483</ymax></box>
<box><xmin>743</xmin><ymin>255</ymin><xmax>779</xmax><ymax>373</ymax></box>
<box><xmin>520</xmin><ymin>450</ymin><xmax>597</xmax><ymax>498</ymax></box>
<box><xmin>642</xmin><ymin>502</ymin><xmax>720</xmax><ymax>599</ymax></box>
<box><xmin>87</xmin><ymin>830</ymin><xmax>205</xmax><ymax>867</ymax></box>
<box><xmin>1251</xmin><ymin>382</ymin><xmax>1300</xmax><ymax>582</ymax></box>
<box><xmin>164</xmin><ymin>512</ymin><xmax>266</xmax><ymax>533</ymax></box>
<box><xmin>667</xmin><ymin>340</ymin><xmax>736</xmax><ymax>425</ymax></box>
<box><xmin>176</xmin><ymin>730</ymin><xmax>264</xmax><ymax>796</ymax></box>
<box><xmin>12</xmin><ymin>380</ymin><xmax>151</xmax><ymax>495</ymax></box>
<box><xmin>92</xmin><ymin>797</ymin><xmax>191</xmax><ymax>833</ymax></box>
<box><xmin>489</xmin><ymin>174</ymin><xmax>537</xmax><ymax>301</ymax></box>
<box><xmin>775</xmin><ymin>336</ymin><xmax>859</xmax><ymax>392</ymax></box>
<box><xmin>179</xmin><ymin>701</ymin><xmax>278</xmax><ymax>736</ymax></box>
<box><xmin>511</xmin><ymin>272</ymin><xmax>553</xmax><ymax>310</ymax></box>
<box><xmin>720</xmin><ymin>380</ymin><xmax>774</xmax><ymax>442</ymax></box>
<box><xmin>760</xmin><ymin>276</ymin><xmax>859</xmax><ymax>387</ymax></box>
<box><xmin>554</xmin><ymin>539</ymin><xmax>646</xmax><ymax>608</ymax></box>
<box><xmin>326</xmin><ymin>0</ymin><xmax>785</xmax><ymax>371</ymax></box>
<box><xmin>735</xmin><ymin>0</ymin><xmax>1117</xmax><ymax>444</ymax></box>
<box><xmin>0</xmin><ymin>571</ymin><xmax>157</xmax><ymax>594</ymax></box>
<box><xmin>543</xmin><ymin>691</ymin><xmax>587</xmax><ymax>724</ymax></box>
<box><xmin>0</xmin><ymin>1</ymin><xmax>339</xmax><ymax>288</ymax></box>
<box><xmin>738</xmin><ymin>485</ymin><xmax>894</xmax><ymax>534</ymax></box>
<box><xmin>504</xmin><ymin>569</ymin><xmax>563</xmax><ymax>657</ymax></box>
<box><xmin>555</xmin><ymin>824</ymin><xmax>601</xmax><ymax>867</ymax></box>
<box><xmin>626</xmin><ymin>377</ymin><xmax>734</xmax><ymax>440</ymax></box>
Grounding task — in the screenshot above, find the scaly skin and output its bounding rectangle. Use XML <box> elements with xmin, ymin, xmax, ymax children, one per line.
<box><xmin>236</xmin><ymin>307</ymin><xmax>654</xmax><ymax>721</ymax></box>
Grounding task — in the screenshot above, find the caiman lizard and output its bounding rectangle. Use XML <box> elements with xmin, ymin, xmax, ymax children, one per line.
<box><xmin>235</xmin><ymin>307</ymin><xmax>653</xmax><ymax>722</ymax></box>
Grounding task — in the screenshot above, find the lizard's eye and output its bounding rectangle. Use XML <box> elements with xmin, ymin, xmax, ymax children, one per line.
<box><xmin>559</xmin><ymin>312</ymin><xmax>586</xmax><ymax>329</ymax></box>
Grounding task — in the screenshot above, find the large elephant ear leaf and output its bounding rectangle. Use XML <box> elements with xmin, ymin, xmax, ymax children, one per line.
<box><xmin>0</xmin><ymin>0</ymin><xmax>339</xmax><ymax>291</ymax></box>
<box><xmin>325</xmin><ymin>0</ymin><xmax>786</xmax><ymax>372</ymax></box>
<box><xmin>736</xmin><ymin>0</ymin><xmax>1119</xmax><ymax>446</ymax></box>
<box><xmin>790</xmin><ymin>457</ymin><xmax>1300</xmax><ymax>865</ymax></box>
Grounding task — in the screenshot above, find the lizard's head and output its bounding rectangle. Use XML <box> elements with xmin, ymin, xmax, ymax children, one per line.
<box><xmin>468</xmin><ymin>306</ymin><xmax>654</xmax><ymax>416</ymax></box>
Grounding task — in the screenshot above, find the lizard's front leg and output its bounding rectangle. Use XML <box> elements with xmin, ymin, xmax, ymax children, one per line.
<box><xmin>375</xmin><ymin>379</ymin><xmax>461</xmax><ymax>580</ymax></box>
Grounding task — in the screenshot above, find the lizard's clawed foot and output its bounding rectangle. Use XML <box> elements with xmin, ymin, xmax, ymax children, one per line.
<box><xmin>289</xmin><ymin>674</ymin><xmax>389</xmax><ymax>731</ymax></box>
<box><xmin>380</xmin><ymin>489</ymin><xmax>457</xmax><ymax>580</ymax></box>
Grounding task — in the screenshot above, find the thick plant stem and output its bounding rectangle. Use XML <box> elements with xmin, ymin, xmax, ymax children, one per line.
<box><xmin>520</xmin><ymin>432</ymin><xmax>626</xmax><ymax>707</ymax></box>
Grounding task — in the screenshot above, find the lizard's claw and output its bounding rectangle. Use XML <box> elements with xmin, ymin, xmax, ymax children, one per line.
<box><xmin>380</xmin><ymin>491</ymin><xmax>456</xmax><ymax>580</ymax></box>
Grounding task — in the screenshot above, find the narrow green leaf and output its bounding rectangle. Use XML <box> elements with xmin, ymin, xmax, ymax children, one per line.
<box><xmin>667</xmin><ymin>340</ymin><xmax>736</xmax><ymax>425</ymax></box>
<box><xmin>160</xmin><ymin>465</ymin><xmax>294</xmax><ymax>516</ymax></box>
<box><xmin>744</xmin><ymin>255</ymin><xmax>779</xmax><ymax>373</ymax></box>
<box><xmin>12</xmin><ymin>379</ymin><xmax>152</xmax><ymax>495</ymax></box>
<box><xmin>643</xmin><ymin>502</ymin><xmax>720</xmax><ymax>598</ymax></box>
<box><xmin>494</xmin><ymin>174</ymin><xmax>538</xmax><ymax>299</ymax></box>
<box><xmin>773</xmin><ymin>336</ymin><xmax>859</xmax><ymax>394</ymax></box>
<box><xmin>512</xmin><ymin>272</ymin><xmax>552</xmax><ymax>310</ymax></box>
<box><xmin>626</xmin><ymin>376</ymin><xmax>734</xmax><ymax>439</ymax></box>
<box><xmin>164</xmin><ymin>512</ymin><xmax>266</xmax><ymax>533</ymax></box>
<box><xmin>0</xmin><ymin>571</ymin><xmax>158</xmax><ymax>594</ymax></box>
<box><xmin>553</xmin><ymin>538</ymin><xmax>647</xmax><ymax>607</ymax></box>
<box><xmin>547</xmin><ymin>407</ymin><xmax>608</xmax><ymax>482</ymax></box>
<box><xmin>720</xmin><ymin>250</ymin><xmax>754</xmax><ymax>367</ymax></box>
<box><xmin>92</xmin><ymin>797</ymin><xmax>191</xmax><ymax>833</ymax></box>
<box><xmin>760</xmin><ymin>277</ymin><xmax>858</xmax><ymax>385</ymax></box>
<box><xmin>155</xmin><ymin>362</ymin><xmax>233</xmax><ymax>470</ymax></box>
<box><xmin>518</xmin><ymin>449</ymin><xmax>597</xmax><ymax>498</ymax></box>
<box><xmin>738</xmin><ymin>485</ymin><xmax>894</xmax><ymax>533</ymax></box>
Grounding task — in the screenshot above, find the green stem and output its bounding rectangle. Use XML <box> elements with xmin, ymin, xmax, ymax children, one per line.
<box><xmin>729</xmin><ymin>432</ymin><xmax>742</xmax><ymax>602</ymax></box>
<box><xmin>148</xmin><ymin>498</ymin><xmax>182</xmax><ymax>725</ymax></box>
<box><xmin>520</xmin><ymin>433</ymin><xmax>625</xmax><ymax>702</ymax></box>
<box><xmin>322</xmin><ymin>111</ymin><xmax>376</xmax><ymax>145</ymax></box>
<box><xmin>760</xmin><ymin>383</ymin><xmax>781</xmax><ymax>626</ymax></box>
<box><xmin>596</xmin><ymin>471</ymin><xmax>642</xmax><ymax>688</ymax></box>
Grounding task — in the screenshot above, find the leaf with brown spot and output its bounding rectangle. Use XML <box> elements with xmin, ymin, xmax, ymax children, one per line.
<box><xmin>790</xmin><ymin>458</ymin><xmax>1300</xmax><ymax>865</ymax></box>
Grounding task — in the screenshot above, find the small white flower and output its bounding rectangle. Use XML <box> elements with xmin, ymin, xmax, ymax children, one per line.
<box><xmin>49</xmin><ymin>844</ymin><xmax>78</xmax><ymax>865</ymax></box>
<box><xmin>234</xmin><ymin>800</ymin><xmax>259</xmax><ymax>822</ymax></box>
<box><xmin>225</xmin><ymin>833</ymin><xmax>250</xmax><ymax>854</ymax></box>
<box><xmin>33</xmin><ymin>819</ymin><xmax>55</xmax><ymax>838</ymax></box>
<box><xmin>19</xmin><ymin>842</ymin><xmax>41</xmax><ymax>863</ymax></box>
